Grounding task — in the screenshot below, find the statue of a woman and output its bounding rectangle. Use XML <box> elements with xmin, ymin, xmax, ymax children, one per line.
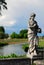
<box><xmin>27</xmin><ymin>13</ymin><xmax>41</xmax><ymax>58</ymax></box>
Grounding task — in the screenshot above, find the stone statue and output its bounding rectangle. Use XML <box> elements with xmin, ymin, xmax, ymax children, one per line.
<box><xmin>27</xmin><ymin>13</ymin><xmax>41</xmax><ymax>58</ymax></box>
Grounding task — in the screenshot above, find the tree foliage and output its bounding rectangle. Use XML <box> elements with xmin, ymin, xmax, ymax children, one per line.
<box><xmin>10</xmin><ymin>32</ymin><xmax>19</xmax><ymax>39</ymax></box>
<box><xmin>10</xmin><ymin>29</ymin><xmax>28</xmax><ymax>39</ymax></box>
<box><xmin>0</xmin><ymin>26</ymin><xmax>5</xmax><ymax>39</ymax></box>
<box><xmin>19</xmin><ymin>29</ymin><xmax>28</xmax><ymax>38</ymax></box>
<box><xmin>5</xmin><ymin>33</ymin><xmax>9</xmax><ymax>39</ymax></box>
<box><xmin>0</xmin><ymin>0</ymin><xmax>7</xmax><ymax>15</ymax></box>
<box><xmin>0</xmin><ymin>26</ymin><xmax>5</xmax><ymax>33</ymax></box>
<box><xmin>0</xmin><ymin>32</ymin><xmax>5</xmax><ymax>39</ymax></box>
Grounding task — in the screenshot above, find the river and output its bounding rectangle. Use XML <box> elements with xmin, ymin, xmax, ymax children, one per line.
<box><xmin>0</xmin><ymin>43</ymin><xmax>26</xmax><ymax>56</ymax></box>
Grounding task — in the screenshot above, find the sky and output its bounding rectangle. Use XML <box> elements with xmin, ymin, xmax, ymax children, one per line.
<box><xmin>0</xmin><ymin>0</ymin><xmax>44</xmax><ymax>35</ymax></box>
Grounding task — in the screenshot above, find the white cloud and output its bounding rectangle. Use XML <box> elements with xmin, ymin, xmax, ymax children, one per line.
<box><xmin>2</xmin><ymin>0</ymin><xmax>44</xmax><ymax>22</ymax></box>
<box><xmin>0</xmin><ymin>15</ymin><xmax>6</xmax><ymax>20</ymax></box>
<box><xmin>0</xmin><ymin>15</ymin><xmax>16</xmax><ymax>27</ymax></box>
<box><xmin>0</xmin><ymin>20</ymin><xmax>16</xmax><ymax>27</ymax></box>
<box><xmin>1</xmin><ymin>0</ymin><xmax>44</xmax><ymax>33</ymax></box>
<box><xmin>5</xmin><ymin>0</ymin><xmax>44</xmax><ymax>19</ymax></box>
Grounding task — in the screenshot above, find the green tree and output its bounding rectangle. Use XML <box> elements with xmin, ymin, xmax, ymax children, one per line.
<box><xmin>5</xmin><ymin>33</ymin><xmax>9</xmax><ymax>39</ymax></box>
<box><xmin>24</xmin><ymin>33</ymin><xmax>27</xmax><ymax>38</ymax></box>
<box><xmin>19</xmin><ymin>29</ymin><xmax>28</xmax><ymax>38</ymax></box>
<box><xmin>0</xmin><ymin>32</ymin><xmax>5</xmax><ymax>39</ymax></box>
<box><xmin>10</xmin><ymin>29</ymin><xmax>28</xmax><ymax>39</ymax></box>
<box><xmin>10</xmin><ymin>32</ymin><xmax>19</xmax><ymax>39</ymax></box>
<box><xmin>0</xmin><ymin>0</ymin><xmax>7</xmax><ymax>15</ymax></box>
<box><xmin>0</xmin><ymin>26</ymin><xmax>5</xmax><ymax>39</ymax></box>
<box><xmin>0</xmin><ymin>26</ymin><xmax>5</xmax><ymax>33</ymax></box>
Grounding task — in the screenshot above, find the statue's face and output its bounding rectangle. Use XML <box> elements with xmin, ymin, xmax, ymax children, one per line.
<box><xmin>30</xmin><ymin>13</ymin><xmax>36</xmax><ymax>20</ymax></box>
<box><xmin>31</xmin><ymin>16</ymin><xmax>35</xmax><ymax>20</ymax></box>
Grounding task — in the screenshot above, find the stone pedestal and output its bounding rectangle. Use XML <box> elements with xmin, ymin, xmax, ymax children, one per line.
<box><xmin>32</xmin><ymin>47</ymin><xmax>44</xmax><ymax>65</ymax></box>
<box><xmin>34</xmin><ymin>60</ymin><xmax>44</xmax><ymax>65</ymax></box>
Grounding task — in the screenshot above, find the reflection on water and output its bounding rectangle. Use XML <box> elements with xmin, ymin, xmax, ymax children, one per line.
<box><xmin>0</xmin><ymin>44</ymin><xmax>26</xmax><ymax>56</ymax></box>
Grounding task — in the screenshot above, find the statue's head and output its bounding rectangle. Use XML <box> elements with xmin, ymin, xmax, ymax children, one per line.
<box><xmin>30</xmin><ymin>13</ymin><xmax>36</xmax><ymax>20</ymax></box>
<box><xmin>30</xmin><ymin>13</ymin><xmax>36</xmax><ymax>17</ymax></box>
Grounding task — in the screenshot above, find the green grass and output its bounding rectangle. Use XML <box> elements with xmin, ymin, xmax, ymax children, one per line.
<box><xmin>39</xmin><ymin>40</ymin><xmax>44</xmax><ymax>47</ymax></box>
<box><xmin>0</xmin><ymin>39</ymin><xmax>28</xmax><ymax>44</ymax></box>
<box><xmin>0</xmin><ymin>53</ymin><xmax>26</xmax><ymax>59</ymax></box>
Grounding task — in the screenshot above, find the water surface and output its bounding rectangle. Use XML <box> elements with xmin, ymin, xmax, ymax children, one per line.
<box><xmin>0</xmin><ymin>44</ymin><xmax>26</xmax><ymax>56</ymax></box>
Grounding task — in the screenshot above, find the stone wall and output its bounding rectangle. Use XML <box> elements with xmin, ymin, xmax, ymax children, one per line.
<box><xmin>0</xmin><ymin>47</ymin><xmax>44</xmax><ymax>65</ymax></box>
<box><xmin>0</xmin><ymin>58</ymin><xmax>31</xmax><ymax>65</ymax></box>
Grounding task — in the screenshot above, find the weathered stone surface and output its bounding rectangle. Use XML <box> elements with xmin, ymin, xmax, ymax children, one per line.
<box><xmin>33</xmin><ymin>47</ymin><xmax>44</xmax><ymax>60</ymax></box>
<box><xmin>34</xmin><ymin>60</ymin><xmax>44</xmax><ymax>65</ymax></box>
<box><xmin>0</xmin><ymin>58</ymin><xmax>31</xmax><ymax>65</ymax></box>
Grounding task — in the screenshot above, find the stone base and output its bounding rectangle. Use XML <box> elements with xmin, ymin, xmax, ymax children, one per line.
<box><xmin>34</xmin><ymin>60</ymin><xmax>44</xmax><ymax>65</ymax></box>
<box><xmin>26</xmin><ymin>50</ymin><xmax>37</xmax><ymax>59</ymax></box>
<box><xmin>26</xmin><ymin>53</ymin><xmax>34</xmax><ymax>59</ymax></box>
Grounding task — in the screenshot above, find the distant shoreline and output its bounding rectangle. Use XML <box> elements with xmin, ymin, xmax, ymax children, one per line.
<box><xmin>8</xmin><ymin>42</ymin><xmax>28</xmax><ymax>44</ymax></box>
<box><xmin>0</xmin><ymin>38</ymin><xmax>44</xmax><ymax>47</ymax></box>
<box><xmin>0</xmin><ymin>39</ymin><xmax>28</xmax><ymax>44</ymax></box>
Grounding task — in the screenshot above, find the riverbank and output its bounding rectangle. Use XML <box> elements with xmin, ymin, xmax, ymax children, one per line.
<box><xmin>0</xmin><ymin>38</ymin><xmax>44</xmax><ymax>43</ymax></box>
<box><xmin>0</xmin><ymin>42</ymin><xmax>8</xmax><ymax>46</ymax></box>
<box><xmin>0</xmin><ymin>38</ymin><xmax>44</xmax><ymax>46</ymax></box>
<box><xmin>0</xmin><ymin>39</ymin><xmax>28</xmax><ymax>44</ymax></box>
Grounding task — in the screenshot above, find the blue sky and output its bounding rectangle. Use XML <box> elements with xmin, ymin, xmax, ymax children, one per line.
<box><xmin>0</xmin><ymin>0</ymin><xmax>44</xmax><ymax>35</ymax></box>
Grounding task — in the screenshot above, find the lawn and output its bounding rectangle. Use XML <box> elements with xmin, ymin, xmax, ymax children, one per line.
<box><xmin>39</xmin><ymin>39</ymin><xmax>44</xmax><ymax>47</ymax></box>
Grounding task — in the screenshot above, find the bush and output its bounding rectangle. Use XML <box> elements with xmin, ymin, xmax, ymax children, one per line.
<box><xmin>22</xmin><ymin>44</ymin><xmax>29</xmax><ymax>52</ymax></box>
<box><xmin>0</xmin><ymin>42</ymin><xmax>8</xmax><ymax>46</ymax></box>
